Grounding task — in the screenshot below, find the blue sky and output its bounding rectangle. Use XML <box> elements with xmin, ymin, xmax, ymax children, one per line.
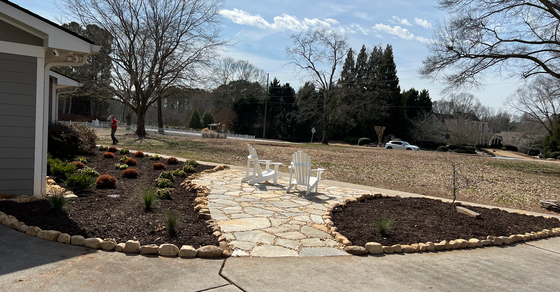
<box><xmin>11</xmin><ymin>0</ymin><xmax>519</xmax><ymax>110</ymax></box>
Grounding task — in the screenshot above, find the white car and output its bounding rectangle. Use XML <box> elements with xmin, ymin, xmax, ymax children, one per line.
<box><xmin>384</xmin><ymin>141</ymin><xmax>420</xmax><ymax>151</ymax></box>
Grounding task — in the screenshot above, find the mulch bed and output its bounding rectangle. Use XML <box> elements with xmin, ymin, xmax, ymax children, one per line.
<box><xmin>331</xmin><ymin>196</ymin><xmax>560</xmax><ymax>247</ymax></box>
<box><xmin>0</xmin><ymin>151</ymin><xmax>218</xmax><ymax>248</ymax></box>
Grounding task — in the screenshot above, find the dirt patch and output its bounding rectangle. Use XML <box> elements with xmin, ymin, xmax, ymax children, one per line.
<box><xmin>331</xmin><ymin>196</ymin><xmax>560</xmax><ymax>247</ymax></box>
<box><xmin>0</xmin><ymin>151</ymin><xmax>218</xmax><ymax>248</ymax></box>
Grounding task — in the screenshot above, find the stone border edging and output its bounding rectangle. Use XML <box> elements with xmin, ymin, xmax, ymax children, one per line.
<box><xmin>0</xmin><ymin>165</ymin><xmax>233</xmax><ymax>259</ymax></box>
<box><xmin>321</xmin><ymin>193</ymin><xmax>560</xmax><ymax>256</ymax></box>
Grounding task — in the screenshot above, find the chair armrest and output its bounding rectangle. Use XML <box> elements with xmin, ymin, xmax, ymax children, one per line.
<box><xmin>312</xmin><ymin>168</ymin><xmax>325</xmax><ymax>173</ymax></box>
<box><xmin>269</xmin><ymin>162</ymin><xmax>282</xmax><ymax>166</ymax></box>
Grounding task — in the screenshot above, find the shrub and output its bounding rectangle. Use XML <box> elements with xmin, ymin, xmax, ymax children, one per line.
<box><xmin>121</xmin><ymin>169</ymin><xmax>139</xmax><ymax>179</ymax></box>
<box><xmin>375</xmin><ymin>217</ymin><xmax>395</xmax><ymax>235</ymax></box>
<box><xmin>158</xmin><ymin>171</ymin><xmax>175</xmax><ymax>181</ymax></box>
<box><xmin>157</xmin><ymin>188</ymin><xmax>174</xmax><ymax>199</ymax></box>
<box><xmin>134</xmin><ymin>151</ymin><xmax>145</xmax><ymax>158</ymax></box>
<box><xmin>455</xmin><ymin>149</ymin><xmax>476</xmax><ymax>154</ymax></box>
<box><xmin>76</xmin><ymin>156</ymin><xmax>88</xmax><ymax>164</ymax></box>
<box><xmin>502</xmin><ymin>144</ymin><xmax>519</xmax><ymax>152</ymax></box>
<box><xmin>47</xmin><ymin>156</ymin><xmax>63</xmax><ymax>176</ymax></box>
<box><xmin>50</xmin><ymin>162</ymin><xmax>76</xmax><ymax>181</ymax></box>
<box><xmin>96</xmin><ymin>175</ymin><xmax>117</xmax><ymax>189</ymax></box>
<box><xmin>358</xmin><ymin>137</ymin><xmax>371</xmax><ymax>146</ymax></box>
<box><xmin>154</xmin><ymin>178</ymin><xmax>173</xmax><ymax>188</ymax></box>
<box><xmin>115</xmin><ymin>163</ymin><xmax>129</xmax><ymax>170</ymax></box>
<box><xmin>185</xmin><ymin>159</ymin><xmax>198</xmax><ymax>167</ymax></box>
<box><xmin>448</xmin><ymin>145</ymin><xmax>460</xmax><ymax>151</ymax></box>
<box><xmin>437</xmin><ymin>146</ymin><xmax>448</xmax><ymax>152</ymax></box>
<box><xmin>108</xmin><ymin>146</ymin><xmax>118</xmax><ymax>153</ymax></box>
<box><xmin>183</xmin><ymin>165</ymin><xmax>196</xmax><ymax>173</ymax></box>
<box><xmin>77</xmin><ymin>167</ymin><xmax>99</xmax><ymax>178</ymax></box>
<box><xmin>119</xmin><ymin>155</ymin><xmax>130</xmax><ymax>163</ymax></box>
<box><xmin>49</xmin><ymin>194</ymin><xmax>68</xmax><ymax>211</ymax></box>
<box><xmin>119</xmin><ymin>148</ymin><xmax>130</xmax><ymax>154</ymax></box>
<box><xmin>103</xmin><ymin>152</ymin><xmax>115</xmax><ymax>159</ymax></box>
<box><xmin>69</xmin><ymin>161</ymin><xmax>86</xmax><ymax>169</ymax></box>
<box><xmin>171</xmin><ymin>169</ymin><xmax>187</xmax><ymax>177</ymax></box>
<box><xmin>153</xmin><ymin>162</ymin><xmax>167</xmax><ymax>170</ymax></box>
<box><xmin>149</xmin><ymin>154</ymin><xmax>161</xmax><ymax>160</ymax></box>
<box><xmin>547</xmin><ymin>151</ymin><xmax>560</xmax><ymax>159</ymax></box>
<box><xmin>48</xmin><ymin>122</ymin><xmax>98</xmax><ymax>159</ymax></box>
<box><xmin>98</xmin><ymin>145</ymin><xmax>108</xmax><ymax>151</ymax></box>
<box><xmin>167</xmin><ymin>157</ymin><xmax>179</xmax><ymax>164</ymax></box>
<box><xmin>65</xmin><ymin>173</ymin><xmax>96</xmax><ymax>194</ymax></box>
<box><xmin>141</xmin><ymin>188</ymin><xmax>157</xmax><ymax>210</ymax></box>
<box><xmin>164</xmin><ymin>211</ymin><xmax>178</xmax><ymax>236</ymax></box>
<box><xmin>527</xmin><ymin>149</ymin><xmax>541</xmax><ymax>156</ymax></box>
<box><xmin>124</xmin><ymin>158</ymin><xmax>137</xmax><ymax>166</ymax></box>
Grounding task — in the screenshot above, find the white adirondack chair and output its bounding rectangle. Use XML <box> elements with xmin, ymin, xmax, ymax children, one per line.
<box><xmin>286</xmin><ymin>151</ymin><xmax>325</xmax><ymax>195</ymax></box>
<box><xmin>240</xmin><ymin>144</ymin><xmax>282</xmax><ymax>185</ymax></box>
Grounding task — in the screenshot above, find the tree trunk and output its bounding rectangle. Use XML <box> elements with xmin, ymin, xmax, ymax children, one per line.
<box><xmin>157</xmin><ymin>97</ymin><xmax>164</xmax><ymax>134</ymax></box>
<box><xmin>67</xmin><ymin>96</ymin><xmax>73</xmax><ymax>114</ymax></box>
<box><xmin>135</xmin><ymin>106</ymin><xmax>147</xmax><ymax>138</ymax></box>
<box><xmin>322</xmin><ymin>92</ymin><xmax>329</xmax><ymax>145</ymax></box>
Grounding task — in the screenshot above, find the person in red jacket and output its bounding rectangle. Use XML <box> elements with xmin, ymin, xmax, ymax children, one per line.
<box><xmin>110</xmin><ymin>115</ymin><xmax>119</xmax><ymax>145</ymax></box>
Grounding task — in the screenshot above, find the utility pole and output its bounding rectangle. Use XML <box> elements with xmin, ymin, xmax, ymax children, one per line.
<box><xmin>262</xmin><ymin>73</ymin><xmax>269</xmax><ymax>138</ymax></box>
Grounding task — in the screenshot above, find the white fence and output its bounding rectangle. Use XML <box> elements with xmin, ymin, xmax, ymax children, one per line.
<box><xmin>61</xmin><ymin>120</ymin><xmax>256</xmax><ymax>141</ymax></box>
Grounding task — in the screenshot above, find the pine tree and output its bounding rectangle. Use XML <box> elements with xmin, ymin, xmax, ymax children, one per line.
<box><xmin>201</xmin><ymin>110</ymin><xmax>214</xmax><ymax>128</ymax></box>
<box><xmin>339</xmin><ymin>48</ymin><xmax>356</xmax><ymax>88</ymax></box>
<box><xmin>355</xmin><ymin>45</ymin><xmax>368</xmax><ymax>90</ymax></box>
<box><xmin>187</xmin><ymin>108</ymin><xmax>203</xmax><ymax>129</ymax></box>
<box><xmin>381</xmin><ymin>45</ymin><xmax>407</xmax><ymax>137</ymax></box>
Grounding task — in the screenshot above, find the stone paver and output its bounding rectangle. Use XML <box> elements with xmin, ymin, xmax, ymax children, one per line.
<box><xmin>192</xmin><ymin>168</ymin><xmax>372</xmax><ymax>257</ymax></box>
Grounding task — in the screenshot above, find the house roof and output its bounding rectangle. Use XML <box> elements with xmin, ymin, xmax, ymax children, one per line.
<box><xmin>0</xmin><ymin>0</ymin><xmax>95</xmax><ymax>45</ymax></box>
<box><xmin>49</xmin><ymin>70</ymin><xmax>82</xmax><ymax>89</ymax></box>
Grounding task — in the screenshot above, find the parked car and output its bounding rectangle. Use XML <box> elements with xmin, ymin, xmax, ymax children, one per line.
<box><xmin>384</xmin><ymin>141</ymin><xmax>420</xmax><ymax>151</ymax></box>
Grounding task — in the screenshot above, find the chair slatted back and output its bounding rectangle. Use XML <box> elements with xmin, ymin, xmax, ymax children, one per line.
<box><xmin>247</xmin><ymin>144</ymin><xmax>263</xmax><ymax>176</ymax></box>
<box><xmin>292</xmin><ymin>151</ymin><xmax>311</xmax><ymax>186</ymax></box>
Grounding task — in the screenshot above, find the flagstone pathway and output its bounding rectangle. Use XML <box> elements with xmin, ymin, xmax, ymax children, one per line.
<box><xmin>191</xmin><ymin>168</ymin><xmax>374</xmax><ymax>257</ymax></box>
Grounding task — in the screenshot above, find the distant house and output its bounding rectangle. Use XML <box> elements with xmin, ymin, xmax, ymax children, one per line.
<box><xmin>0</xmin><ymin>0</ymin><xmax>99</xmax><ymax>196</ymax></box>
<box><xmin>434</xmin><ymin>112</ymin><xmax>491</xmax><ymax>145</ymax></box>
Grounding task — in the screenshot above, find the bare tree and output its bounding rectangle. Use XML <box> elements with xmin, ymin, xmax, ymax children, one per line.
<box><xmin>210</xmin><ymin>57</ymin><xmax>267</xmax><ymax>87</ymax></box>
<box><xmin>286</xmin><ymin>28</ymin><xmax>348</xmax><ymax>144</ymax></box>
<box><xmin>420</xmin><ymin>0</ymin><xmax>560</xmax><ymax>90</ymax></box>
<box><xmin>507</xmin><ymin>75</ymin><xmax>560</xmax><ymax>134</ymax></box>
<box><xmin>62</xmin><ymin>0</ymin><xmax>227</xmax><ymax>137</ymax></box>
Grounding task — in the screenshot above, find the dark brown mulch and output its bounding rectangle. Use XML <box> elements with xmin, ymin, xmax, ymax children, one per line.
<box><xmin>0</xmin><ymin>151</ymin><xmax>218</xmax><ymax>248</ymax></box>
<box><xmin>331</xmin><ymin>197</ymin><xmax>560</xmax><ymax>247</ymax></box>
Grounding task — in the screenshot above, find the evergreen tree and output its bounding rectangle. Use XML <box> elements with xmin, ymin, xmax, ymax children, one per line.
<box><xmin>339</xmin><ymin>48</ymin><xmax>356</xmax><ymax>88</ymax></box>
<box><xmin>355</xmin><ymin>45</ymin><xmax>368</xmax><ymax>90</ymax></box>
<box><xmin>201</xmin><ymin>110</ymin><xmax>214</xmax><ymax>128</ymax></box>
<box><xmin>187</xmin><ymin>108</ymin><xmax>203</xmax><ymax>129</ymax></box>
<box><xmin>381</xmin><ymin>45</ymin><xmax>407</xmax><ymax>138</ymax></box>
<box><xmin>231</xmin><ymin>96</ymin><xmax>262</xmax><ymax>135</ymax></box>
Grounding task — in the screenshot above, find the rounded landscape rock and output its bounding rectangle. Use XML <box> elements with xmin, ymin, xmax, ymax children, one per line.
<box><xmin>26</xmin><ymin>226</ymin><xmax>41</xmax><ymax>236</ymax></box>
<box><xmin>344</xmin><ymin>245</ymin><xmax>367</xmax><ymax>255</ymax></box>
<box><xmin>124</xmin><ymin>240</ymin><xmax>141</xmax><ymax>253</ymax></box>
<box><xmin>179</xmin><ymin>245</ymin><xmax>197</xmax><ymax>258</ymax></box>
<box><xmin>365</xmin><ymin>242</ymin><xmax>383</xmax><ymax>254</ymax></box>
<box><xmin>57</xmin><ymin>233</ymin><xmax>71</xmax><ymax>244</ymax></box>
<box><xmin>71</xmin><ymin>235</ymin><xmax>85</xmax><ymax>246</ymax></box>
<box><xmin>197</xmin><ymin>245</ymin><xmax>223</xmax><ymax>258</ymax></box>
<box><xmin>140</xmin><ymin>244</ymin><xmax>159</xmax><ymax>255</ymax></box>
<box><xmin>101</xmin><ymin>239</ymin><xmax>117</xmax><ymax>250</ymax></box>
<box><xmin>159</xmin><ymin>244</ymin><xmax>179</xmax><ymax>257</ymax></box>
<box><xmin>84</xmin><ymin>238</ymin><xmax>103</xmax><ymax>249</ymax></box>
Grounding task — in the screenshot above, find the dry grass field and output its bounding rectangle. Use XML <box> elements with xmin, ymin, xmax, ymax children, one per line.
<box><xmin>96</xmin><ymin>129</ymin><xmax>560</xmax><ymax>214</ymax></box>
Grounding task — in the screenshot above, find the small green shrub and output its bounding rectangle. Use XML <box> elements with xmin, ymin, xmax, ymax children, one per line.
<box><xmin>437</xmin><ymin>146</ymin><xmax>448</xmax><ymax>152</ymax></box>
<box><xmin>115</xmin><ymin>163</ymin><xmax>129</xmax><ymax>170</ymax></box>
<box><xmin>119</xmin><ymin>155</ymin><xmax>130</xmax><ymax>163</ymax></box>
<box><xmin>167</xmin><ymin>157</ymin><xmax>179</xmax><ymax>164</ymax></box>
<box><xmin>171</xmin><ymin>169</ymin><xmax>187</xmax><ymax>177</ymax></box>
<box><xmin>141</xmin><ymin>188</ymin><xmax>157</xmax><ymax>210</ymax></box>
<box><xmin>149</xmin><ymin>154</ymin><xmax>161</xmax><ymax>160</ymax></box>
<box><xmin>65</xmin><ymin>173</ymin><xmax>96</xmax><ymax>194</ymax></box>
<box><xmin>375</xmin><ymin>217</ymin><xmax>395</xmax><ymax>235</ymax></box>
<box><xmin>182</xmin><ymin>165</ymin><xmax>196</xmax><ymax>173</ymax></box>
<box><xmin>50</xmin><ymin>162</ymin><xmax>76</xmax><ymax>181</ymax></box>
<box><xmin>153</xmin><ymin>162</ymin><xmax>167</xmax><ymax>170</ymax></box>
<box><xmin>77</xmin><ymin>167</ymin><xmax>99</xmax><ymax>178</ymax></box>
<box><xmin>108</xmin><ymin>146</ymin><xmax>118</xmax><ymax>153</ymax></box>
<box><xmin>158</xmin><ymin>171</ymin><xmax>174</xmax><ymax>182</ymax></box>
<box><xmin>96</xmin><ymin>175</ymin><xmax>117</xmax><ymax>189</ymax></box>
<box><xmin>164</xmin><ymin>211</ymin><xmax>178</xmax><ymax>236</ymax></box>
<box><xmin>121</xmin><ymin>169</ymin><xmax>139</xmax><ymax>179</ymax></box>
<box><xmin>76</xmin><ymin>156</ymin><xmax>88</xmax><ymax>164</ymax></box>
<box><xmin>119</xmin><ymin>148</ymin><xmax>130</xmax><ymax>154</ymax></box>
<box><xmin>124</xmin><ymin>158</ymin><xmax>137</xmax><ymax>166</ymax></box>
<box><xmin>98</xmin><ymin>145</ymin><xmax>108</xmax><ymax>151</ymax></box>
<box><xmin>185</xmin><ymin>159</ymin><xmax>198</xmax><ymax>167</ymax></box>
<box><xmin>157</xmin><ymin>188</ymin><xmax>174</xmax><ymax>199</ymax></box>
<box><xmin>134</xmin><ymin>151</ymin><xmax>145</xmax><ymax>158</ymax></box>
<box><xmin>103</xmin><ymin>152</ymin><xmax>115</xmax><ymax>158</ymax></box>
<box><xmin>358</xmin><ymin>137</ymin><xmax>371</xmax><ymax>146</ymax></box>
<box><xmin>49</xmin><ymin>194</ymin><xmax>68</xmax><ymax>210</ymax></box>
<box><xmin>47</xmin><ymin>156</ymin><xmax>62</xmax><ymax>176</ymax></box>
<box><xmin>154</xmin><ymin>178</ymin><xmax>173</xmax><ymax>188</ymax></box>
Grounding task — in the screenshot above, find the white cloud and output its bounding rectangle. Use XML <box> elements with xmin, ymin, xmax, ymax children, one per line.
<box><xmin>390</xmin><ymin>16</ymin><xmax>412</xmax><ymax>26</ymax></box>
<box><xmin>372</xmin><ymin>23</ymin><xmax>431</xmax><ymax>43</ymax></box>
<box><xmin>414</xmin><ymin>18</ymin><xmax>432</xmax><ymax>29</ymax></box>
<box><xmin>219</xmin><ymin>9</ymin><xmax>336</xmax><ymax>32</ymax></box>
<box><xmin>354</xmin><ymin>12</ymin><xmax>372</xmax><ymax>21</ymax></box>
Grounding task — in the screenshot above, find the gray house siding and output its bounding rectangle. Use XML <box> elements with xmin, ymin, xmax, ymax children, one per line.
<box><xmin>0</xmin><ymin>19</ymin><xmax>43</xmax><ymax>46</ymax></box>
<box><xmin>0</xmin><ymin>52</ymin><xmax>36</xmax><ymax>195</ymax></box>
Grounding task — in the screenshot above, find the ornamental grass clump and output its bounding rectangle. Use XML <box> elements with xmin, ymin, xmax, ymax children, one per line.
<box><xmin>141</xmin><ymin>188</ymin><xmax>157</xmax><ymax>210</ymax></box>
<box><xmin>134</xmin><ymin>151</ymin><xmax>144</xmax><ymax>158</ymax></box>
<box><xmin>65</xmin><ymin>173</ymin><xmax>96</xmax><ymax>194</ymax></box>
<box><xmin>153</xmin><ymin>162</ymin><xmax>166</xmax><ymax>170</ymax></box>
<box><xmin>95</xmin><ymin>175</ymin><xmax>117</xmax><ymax>189</ymax></box>
<box><xmin>124</xmin><ymin>158</ymin><xmax>137</xmax><ymax>166</ymax></box>
<box><xmin>103</xmin><ymin>152</ymin><xmax>115</xmax><ymax>159</ymax></box>
<box><xmin>164</xmin><ymin>211</ymin><xmax>178</xmax><ymax>237</ymax></box>
<box><xmin>375</xmin><ymin>217</ymin><xmax>395</xmax><ymax>236</ymax></box>
<box><xmin>49</xmin><ymin>194</ymin><xmax>68</xmax><ymax>211</ymax></box>
<box><xmin>166</xmin><ymin>157</ymin><xmax>179</xmax><ymax>164</ymax></box>
<box><xmin>121</xmin><ymin>169</ymin><xmax>139</xmax><ymax>179</ymax></box>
